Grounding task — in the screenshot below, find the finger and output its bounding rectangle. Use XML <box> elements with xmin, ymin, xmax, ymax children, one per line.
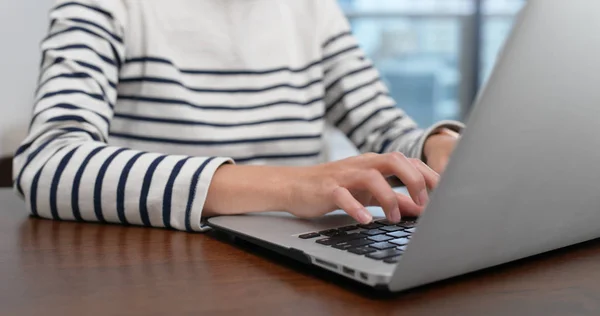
<box><xmin>331</xmin><ymin>186</ymin><xmax>372</xmax><ymax>224</ymax></box>
<box><xmin>370</xmin><ymin>193</ymin><xmax>423</xmax><ymax>217</ymax></box>
<box><xmin>396</xmin><ymin>193</ymin><xmax>424</xmax><ymax>217</ymax></box>
<box><xmin>372</xmin><ymin>153</ymin><xmax>429</xmax><ymax>207</ymax></box>
<box><xmin>359</xmin><ymin>170</ymin><xmax>401</xmax><ymax>223</ymax></box>
<box><xmin>409</xmin><ymin>158</ymin><xmax>440</xmax><ymax>190</ymax></box>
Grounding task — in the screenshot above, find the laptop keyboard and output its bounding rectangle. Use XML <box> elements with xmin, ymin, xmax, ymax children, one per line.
<box><xmin>298</xmin><ymin>219</ymin><xmax>417</xmax><ymax>264</ymax></box>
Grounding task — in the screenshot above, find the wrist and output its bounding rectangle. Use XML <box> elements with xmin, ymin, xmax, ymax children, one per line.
<box><xmin>203</xmin><ymin>164</ymin><xmax>297</xmax><ymax>216</ymax></box>
<box><xmin>424</xmin><ymin>128</ymin><xmax>460</xmax><ymax>161</ymax></box>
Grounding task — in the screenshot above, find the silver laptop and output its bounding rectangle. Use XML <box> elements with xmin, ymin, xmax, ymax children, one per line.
<box><xmin>207</xmin><ymin>0</ymin><xmax>600</xmax><ymax>292</ymax></box>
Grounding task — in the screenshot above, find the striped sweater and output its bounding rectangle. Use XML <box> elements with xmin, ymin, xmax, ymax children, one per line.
<box><xmin>14</xmin><ymin>0</ymin><xmax>461</xmax><ymax>232</ymax></box>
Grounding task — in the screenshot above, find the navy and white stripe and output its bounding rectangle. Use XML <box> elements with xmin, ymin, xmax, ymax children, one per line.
<box><xmin>14</xmin><ymin>0</ymin><xmax>458</xmax><ymax>232</ymax></box>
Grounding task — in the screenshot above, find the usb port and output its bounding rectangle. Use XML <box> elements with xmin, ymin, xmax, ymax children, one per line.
<box><xmin>314</xmin><ymin>258</ymin><xmax>338</xmax><ymax>270</ymax></box>
<box><xmin>342</xmin><ymin>266</ymin><xmax>355</xmax><ymax>276</ymax></box>
<box><xmin>359</xmin><ymin>272</ymin><xmax>369</xmax><ymax>281</ymax></box>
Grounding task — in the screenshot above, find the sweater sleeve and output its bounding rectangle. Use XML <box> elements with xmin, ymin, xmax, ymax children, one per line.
<box><xmin>13</xmin><ymin>0</ymin><xmax>232</xmax><ymax>232</ymax></box>
<box><xmin>319</xmin><ymin>0</ymin><xmax>464</xmax><ymax>159</ymax></box>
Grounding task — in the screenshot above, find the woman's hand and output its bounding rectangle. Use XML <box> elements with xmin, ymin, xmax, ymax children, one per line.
<box><xmin>287</xmin><ymin>152</ymin><xmax>439</xmax><ymax>224</ymax></box>
<box><xmin>423</xmin><ymin>128</ymin><xmax>460</xmax><ymax>174</ymax></box>
<box><xmin>204</xmin><ymin>152</ymin><xmax>439</xmax><ymax>224</ymax></box>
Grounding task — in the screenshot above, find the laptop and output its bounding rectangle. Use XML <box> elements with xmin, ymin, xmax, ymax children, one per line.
<box><xmin>207</xmin><ymin>0</ymin><xmax>600</xmax><ymax>292</ymax></box>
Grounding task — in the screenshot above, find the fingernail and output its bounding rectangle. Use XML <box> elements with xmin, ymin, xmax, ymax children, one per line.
<box><xmin>418</xmin><ymin>189</ymin><xmax>429</xmax><ymax>206</ymax></box>
<box><xmin>358</xmin><ymin>210</ymin><xmax>372</xmax><ymax>224</ymax></box>
<box><xmin>390</xmin><ymin>207</ymin><xmax>401</xmax><ymax>223</ymax></box>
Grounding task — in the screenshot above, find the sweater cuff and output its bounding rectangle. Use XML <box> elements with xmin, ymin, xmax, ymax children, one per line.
<box><xmin>188</xmin><ymin>157</ymin><xmax>235</xmax><ymax>232</ymax></box>
<box><xmin>413</xmin><ymin>120</ymin><xmax>465</xmax><ymax>161</ymax></box>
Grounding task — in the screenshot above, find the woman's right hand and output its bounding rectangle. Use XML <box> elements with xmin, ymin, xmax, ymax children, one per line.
<box><xmin>287</xmin><ymin>152</ymin><xmax>440</xmax><ymax>224</ymax></box>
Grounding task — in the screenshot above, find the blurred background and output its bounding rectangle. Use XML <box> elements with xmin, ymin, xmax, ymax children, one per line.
<box><xmin>339</xmin><ymin>0</ymin><xmax>524</xmax><ymax>126</ymax></box>
<box><xmin>0</xmin><ymin>0</ymin><xmax>525</xmax><ymax>158</ymax></box>
<box><xmin>329</xmin><ymin>0</ymin><xmax>525</xmax><ymax>159</ymax></box>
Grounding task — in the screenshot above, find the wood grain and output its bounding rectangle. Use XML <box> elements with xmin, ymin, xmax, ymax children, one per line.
<box><xmin>1</xmin><ymin>189</ymin><xmax>600</xmax><ymax>315</ymax></box>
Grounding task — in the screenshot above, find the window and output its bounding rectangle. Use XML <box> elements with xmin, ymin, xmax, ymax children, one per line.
<box><xmin>339</xmin><ymin>0</ymin><xmax>525</xmax><ymax>127</ymax></box>
<box><xmin>481</xmin><ymin>0</ymin><xmax>525</xmax><ymax>83</ymax></box>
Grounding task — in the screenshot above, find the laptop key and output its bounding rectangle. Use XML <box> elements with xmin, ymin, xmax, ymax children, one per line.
<box><xmin>316</xmin><ymin>238</ymin><xmax>336</xmax><ymax>246</ymax></box>
<box><xmin>376</xmin><ymin>219</ymin><xmax>395</xmax><ymax>225</ymax></box>
<box><xmin>368</xmin><ymin>234</ymin><xmax>393</xmax><ymax>242</ymax></box>
<box><xmin>369</xmin><ymin>242</ymin><xmax>396</xmax><ymax>250</ymax></box>
<box><xmin>338</xmin><ymin>225</ymin><xmax>358</xmax><ymax>231</ymax></box>
<box><xmin>334</xmin><ymin>233</ymin><xmax>363</xmax><ymax>243</ymax></box>
<box><xmin>298</xmin><ymin>232</ymin><xmax>320</xmax><ymax>239</ymax></box>
<box><xmin>360</xmin><ymin>229</ymin><xmax>386</xmax><ymax>236</ymax></box>
<box><xmin>386</xmin><ymin>231</ymin><xmax>411</xmax><ymax>238</ymax></box>
<box><xmin>383</xmin><ymin>256</ymin><xmax>402</xmax><ymax>264</ymax></box>
<box><xmin>357</xmin><ymin>223</ymin><xmax>383</xmax><ymax>229</ymax></box>
<box><xmin>333</xmin><ymin>243</ymin><xmax>354</xmax><ymax>250</ymax></box>
<box><xmin>379</xmin><ymin>225</ymin><xmax>403</xmax><ymax>232</ymax></box>
<box><xmin>316</xmin><ymin>233</ymin><xmax>362</xmax><ymax>246</ymax></box>
<box><xmin>332</xmin><ymin>231</ymin><xmax>349</xmax><ymax>238</ymax></box>
<box><xmin>389</xmin><ymin>237</ymin><xmax>410</xmax><ymax>246</ymax></box>
<box><xmin>398</xmin><ymin>221</ymin><xmax>417</xmax><ymax>228</ymax></box>
<box><xmin>346</xmin><ymin>238</ymin><xmax>375</xmax><ymax>248</ymax></box>
<box><xmin>348</xmin><ymin>246</ymin><xmax>377</xmax><ymax>255</ymax></box>
<box><xmin>333</xmin><ymin>238</ymin><xmax>374</xmax><ymax>250</ymax></box>
<box><xmin>319</xmin><ymin>229</ymin><xmax>342</xmax><ymax>237</ymax></box>
<box><xmin>403</xmin><ymin>228</ymin><xmax>416</xmax><ymax>233</ymax></box>
<box><xmin>367</xmin><ymin>248</ymin><xmax>404</xmax><ymax>260</ymax></box>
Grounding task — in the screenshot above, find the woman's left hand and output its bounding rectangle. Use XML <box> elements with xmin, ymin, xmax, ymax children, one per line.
<box><xmin>423</xmin><ymin>128</ymin><xmax>460</xmax><ymax>174</ymax></box>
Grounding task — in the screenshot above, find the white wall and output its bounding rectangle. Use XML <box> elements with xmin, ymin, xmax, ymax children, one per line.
<box><xmin>0</xmin><ymin>0</ymin><xmax>53</xmax><ymax>156</ymax></box>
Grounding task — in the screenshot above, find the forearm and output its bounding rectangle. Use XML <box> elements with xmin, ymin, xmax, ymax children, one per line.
<box><xmin>203</xmin><ymin>164</ymin><xmax>298</xmax><ymax>217</ymax></box>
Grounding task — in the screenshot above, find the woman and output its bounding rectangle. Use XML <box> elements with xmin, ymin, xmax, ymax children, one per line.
<box><xmin>14</xmin><ymin>0</ymin><xmax>462</xmax><ymax>232</ymax></box>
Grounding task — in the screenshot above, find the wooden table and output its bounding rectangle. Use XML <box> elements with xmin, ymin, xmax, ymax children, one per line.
<box><xmin>2</xmin><ymin>189</ymin><xmax>600</xmax><ymax>315</ymax></box>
